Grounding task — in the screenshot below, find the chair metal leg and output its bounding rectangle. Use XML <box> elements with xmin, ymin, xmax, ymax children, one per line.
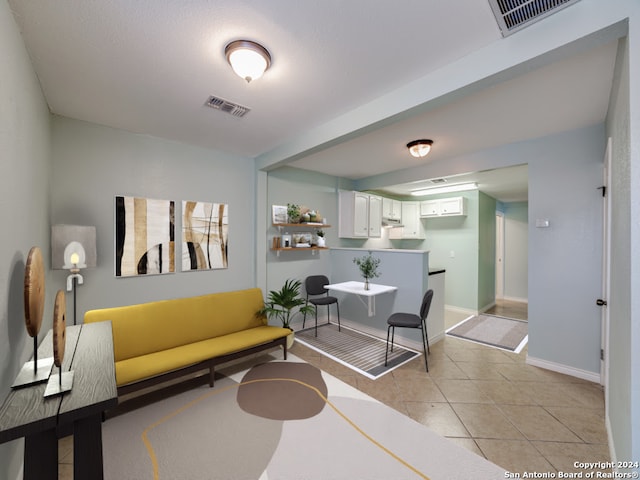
<box><xmin>314</xmin><ymin>306</ymin><xmax>318</xmax><ymax>336</ymax></box>
<box><xmin>336</xmin><ymin>302</ymin><xmax>341</xmax><ymax>331</ymax></box>
<box><xmin>385</xmin><ymin>325</ymin><xmax>392</xmax><ymax>366</ymax></box>
<box><xmin>327</xmin><ymin>305</ymin><xmax>331</xmax><ymax>326</ymax></box>
<box><xmin>303</xmin><ymin>297</ymin><xmax>309</xmax><ymax>329</ymax></box>
<box><xmin>420</xmin><ymin>323</ymin><xmax>429</xmax><ymax>372</ymax></box>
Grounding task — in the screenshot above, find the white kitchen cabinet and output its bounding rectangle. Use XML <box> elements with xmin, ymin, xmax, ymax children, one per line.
<box><xmin>339</xmin><ymin>191</ymin><xmax>382</xmax><ymax>238</ymax></box>
<box><xmin>400</xmin><ymin>201</ymin><xmax>423</xmax><ymax>238</ymax></box>
<box><xmin>420</xmin><ymin>199</ymin><xmax>440</xmax><ymax>217</ymax></box>
<box><xmin>420</xmin><ymin>196</ymin><xmax>466</xmax><ymax>217</ymax></box>
<box><xmin>439</xmin><ymin>197</ymin><xmax>465</xmax><ymax>216</ymax></box>
<box><xmin>382</xmin><ymin>197</ymin><xmax>402</xmax><ymax>220</ymax></box>
<box><xmin>389</xmin><ymin>201</ymin><xmax>424</xmax><ymax>239</ymax></box>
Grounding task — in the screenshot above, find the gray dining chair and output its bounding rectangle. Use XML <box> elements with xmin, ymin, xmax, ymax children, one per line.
<box><xmin>303</xmin><ymin>275</ymin><xmax>341</xmax><ymax>336</ymax></box>
<box><xmin>385</xmin><ymin>289</ymin><xmax>433</xmax><ymax>372</ymax></box>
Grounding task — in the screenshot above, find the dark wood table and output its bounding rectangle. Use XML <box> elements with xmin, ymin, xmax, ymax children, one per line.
<box><xmin>0</xmin><ymin>321</ymin><xmax>117</xmax><ymax>480</ymax></box>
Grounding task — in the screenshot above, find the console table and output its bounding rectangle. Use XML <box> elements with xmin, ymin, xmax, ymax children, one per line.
<box><xmin>0</xmin><ymin>321</ymin><xmax>117</xmax><ymax>480</ymax></box>
<box><xmin>325</xmin><ymin>281</ymin><xmax>397</xmax><ymax>316</ymax></box>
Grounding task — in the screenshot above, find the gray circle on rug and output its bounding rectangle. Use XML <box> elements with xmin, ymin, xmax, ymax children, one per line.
<box><xmin>237</xmin><ymin>362</ymin><xmax>328</xmax><ymax>420</ymax></box>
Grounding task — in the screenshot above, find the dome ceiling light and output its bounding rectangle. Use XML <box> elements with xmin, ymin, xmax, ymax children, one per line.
<box><xmin>225</xmin><ymin>40</ymin><xmax>271</xmax><ymax>83</ymax></box>
<box><xmin>406</xmin><ymin>139</ymin><xmax>433</xmax><ymax>158</ymax></box>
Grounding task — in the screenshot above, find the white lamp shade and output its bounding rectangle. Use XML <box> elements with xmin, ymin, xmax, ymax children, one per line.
<box><xmin>408</xmin><ymin>142</ymin><xmax>432</xmax><ymax>158</ymax></box>
<box><xmin>225</xmin><ymin>40</ymin><xmax>271</xmax><ymax>83</ymax></box>
<box><xmin>63</xmin><ymin>241</ymin><xmax>86</xmax><ymax>269</ymax></box>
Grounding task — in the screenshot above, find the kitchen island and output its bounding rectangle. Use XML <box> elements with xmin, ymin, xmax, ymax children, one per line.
<box><xmin>328</xmin><ymin>248</ymin><xmax>444</xmax><ymax>349</ymax></box>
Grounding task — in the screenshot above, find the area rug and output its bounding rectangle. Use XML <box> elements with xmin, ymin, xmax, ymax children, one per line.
<box><xmin>446</xmin><ymin>314</ymin><xmax>528</xmax><ymax>352</ymax></box>
<box><xmin>295</xmin><ymin>323</ymin><xmax>419</xmax><ymax>379</ymax></box>
<box><xmin>102</xmin><ymin>355</ymin><xmax>506</xmax><ymax>480</ymax></box>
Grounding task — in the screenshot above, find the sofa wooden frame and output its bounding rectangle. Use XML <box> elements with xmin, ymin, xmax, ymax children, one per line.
<box><xmin>115</xmin><ymin>336</ymin><xmax>288</xmax><ymax>397</ymax></box>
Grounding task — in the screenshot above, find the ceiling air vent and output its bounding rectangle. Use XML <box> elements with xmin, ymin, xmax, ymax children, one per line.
<box><xmin>488</xmin><ymin>0</ymin><xmax>582</xmax><ymax>37</ymax></box>
<box><xmin>204</xmin><ymin>95</ymin><xmax>250</xmax><ymax>118</ymax></box>
<box><xmin>430</xmin><ymin>178</ymin><xmax>448</xmax><ymax>184</ymax></box>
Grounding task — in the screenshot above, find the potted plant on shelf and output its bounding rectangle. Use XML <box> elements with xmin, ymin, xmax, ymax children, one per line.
<box><xmin>258</xmin><ymin>278</ymin><xmax>315</xmax><ymax>347</ymax></box>
<box><xmin>287</xmin><ymin>203</ymin><xmax>301</xmax><ymax>223</ymax></box>
<box><xmin>316</xmin><ymin>229</ymin><xmax>326</xmax><ymax>247</ymax></box>
<box><xmin>353</xmin><ymin>251</ymin><xmax>381</xmax><ymax>290</ymax></box>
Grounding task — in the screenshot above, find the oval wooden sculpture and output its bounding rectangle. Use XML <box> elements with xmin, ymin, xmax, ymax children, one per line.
<box><xmin>53</xmin><ymin>290</ymin><xmax>66</xmax><ymax>368</ymax></box>
<box><xmin>24</xmin><ymin>246</ymin><xmax>45</xmax><ymax>338</ymax></box>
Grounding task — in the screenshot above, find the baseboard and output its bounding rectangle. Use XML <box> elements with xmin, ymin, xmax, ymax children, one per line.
<box><xmin>445</xmin><ymin>305</ymin><xmax>477</xmax><ymax>316</ymax></box>
<box><xmin>606</xmin><ymin>413</ymin><xmax>617</xmax><ymax>469</ymax></box>
<box><xmin>503</xmin><ymin>295</ymin><xmax>529</xmax><ymax>303</ymax></box>
<box><xmin>479</xmin><ymin>301</ymin><xmax>496</xmax><ymax>314</ymax></box>
<box><xmin>526</xmin><ymin>355</ymin><xmax>600</xmax><ymax>383</ymax></box>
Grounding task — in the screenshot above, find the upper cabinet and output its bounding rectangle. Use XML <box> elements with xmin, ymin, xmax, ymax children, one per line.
<box><xmin>420</xmin><ymin>196</ymin><xmax>466</xmax><ymax>217</ymax></box>
<box><xmin>382</xmin><ymin>197</ymin><xmax>402</xmax><ymax>220</ymax></box>
<box><xmin>339</xmin><ymin>191</ymin><xmax>382</xmax><ymax>238</ymax></box>
<box><xmin>389</xmin><ymin>201</ymin><xmax>424</xmax><ymax>239</ymax></box>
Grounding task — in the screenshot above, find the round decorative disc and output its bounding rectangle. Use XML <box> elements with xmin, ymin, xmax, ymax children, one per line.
<box><xmin>24</xmin><ymin>246</ymin><xmax>45</xmax><ymax>338</ymax></box>
<box><xmin>53</xmin><ymin>290</ymin><xmax>66</xmax><ymax>368</ymax></box>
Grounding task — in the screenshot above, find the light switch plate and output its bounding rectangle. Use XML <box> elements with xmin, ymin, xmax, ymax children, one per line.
<box><xmin>535</xmin><ymin>219</ymin><xmax>550</xmax><ymax>228</ymax></box>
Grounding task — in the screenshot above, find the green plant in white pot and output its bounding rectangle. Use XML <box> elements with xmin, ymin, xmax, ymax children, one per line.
<box><xmin>316</xmin><ymin>229</ymin><xmax>326</xmax><ymax>247</ymax></box>
<box><xmin>258</xmin><ymin>278</ymin><xmax>315</xmax><ymax>331</ymax></box>
<box><xmin>353</xmin><ymin>251</ymin><xmax>381</xmax><ymax>290</ymax></box>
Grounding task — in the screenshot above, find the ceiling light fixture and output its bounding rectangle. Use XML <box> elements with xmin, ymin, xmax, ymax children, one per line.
<box><xmin>407</xmin><ymin>139</ymin><xmax>433</xmax><ymax>158</ymax></box>
<box><xmin>411</xmin><ymin>182</ymin><xmax>478</xmax><ymax>196</ymax></box>
<box><xmin>225</xmin><ymin>40</ymin><xmax>271</xmax><ymax>83</ymax></box>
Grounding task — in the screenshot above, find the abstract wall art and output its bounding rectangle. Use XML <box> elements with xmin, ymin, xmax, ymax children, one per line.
<box><xmin>182</xmin><ymin>200</ymin><xmax>228</xmax><ymax>271</ymax></box>
<box><xmin>115</xmin><ymin>196</ymin><xmax>175</xmax><ymax>277</ymax></box>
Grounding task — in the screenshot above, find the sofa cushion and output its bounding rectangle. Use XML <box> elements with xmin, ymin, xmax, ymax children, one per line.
<box><xmin>114</xmin><ymin>325</ymin><xmax>290</xmax><ymax>386</ymax></box>
<box><xmin>84</xmin><ymin>288</ymin><xmax>268</xmax><ymax>361</ymax></box>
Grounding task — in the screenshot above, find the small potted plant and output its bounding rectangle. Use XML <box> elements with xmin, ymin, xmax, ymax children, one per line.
<box><xmin>287</xmin><ymin>203</ymin><xmax>301</xmax><ymax>223</ymax></box>
<box><xmin>258</xmin><ymin>279</ymin><xmax>315</xmax><ymax>346</ymax></box>
<box><xmin>353</xmin><ymin>251</ymin><xmax>381</xmax><ymax>290</ymax></box>
<box><xmin>316</xmin><ymin>229</ymin><xmax>326</xmax><ymax>247</ymax></box>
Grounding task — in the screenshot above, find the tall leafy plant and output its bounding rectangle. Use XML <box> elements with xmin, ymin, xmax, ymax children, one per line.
<box><xmin>259</xmin><ymin>278</ymin><xmax>314</xmax><ymax>329</ymax></box>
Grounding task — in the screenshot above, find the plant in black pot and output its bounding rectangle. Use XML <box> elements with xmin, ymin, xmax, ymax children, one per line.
<box><xmin>259</xmin><ymin>278</ymin><xmax>315</xmax><ymax>333</ymax></box>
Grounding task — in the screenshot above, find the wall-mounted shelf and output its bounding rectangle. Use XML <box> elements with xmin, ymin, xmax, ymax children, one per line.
<box><xmin>271</xmin><ymin>224</ymin><xmax>331</xmax><ymax>256</ymax></box>
<box><xmin>273</xmin><ymin>223</ymin><xmax>330</xmax><ymax>230</ymax></box>
<box><xmin>272</xmin><ymin>246</ymin><xmax>329</xmax><ymax>257</ymax></box>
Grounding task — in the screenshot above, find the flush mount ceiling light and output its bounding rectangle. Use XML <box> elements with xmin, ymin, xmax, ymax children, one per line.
<box><xmin>225</xmin><ymin>40</ymin><xmax>271</xmax><ymax>83</ymax></box>
<box><xmin>411</xmin><ymin>182</ymin><xmax>478</xmax><ymax>196</ymax></box>
<box><xmin>407</xmin><ymin>139</ymin><xmax>433</xmax><ymax>158</ymax></box>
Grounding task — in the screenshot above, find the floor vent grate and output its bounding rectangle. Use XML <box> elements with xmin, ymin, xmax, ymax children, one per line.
<box><xmin>204</xmin><ymin>95</ymin><xmax>250</xmax><ymax>118</ymax></box>
<box><xmin>488</xmin><ymin>0</ymin><xmax>581</xmax><ymax>36</ymax></box>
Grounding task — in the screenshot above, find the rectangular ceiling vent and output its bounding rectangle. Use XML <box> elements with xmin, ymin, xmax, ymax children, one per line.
<box><xmin>430</xmin><ymin>178</ymin><xmax>448</xmax><ymax>184</ymax></box>
<box><xmin>488</xmin><ymin>0</ymin><xmax>581</xmax><ymax>37</ymax></box>
<box><xmin>204</xmin><ymin>95</ymin><xmax>250</xmax><ymax>118</ymax></box>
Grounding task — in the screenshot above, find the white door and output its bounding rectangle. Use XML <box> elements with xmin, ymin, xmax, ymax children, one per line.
<box><xmin>600</xmin><ymin>137</ymin><xmax>612</xmax><ymax>390</ymax></box>
<box><xmin>495</xmin><ymin>213</ymin><xmax>505</xmax><ymax>300</ymax></box>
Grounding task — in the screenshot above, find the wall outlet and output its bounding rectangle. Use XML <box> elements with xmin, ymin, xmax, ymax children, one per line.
<box><xmin>449</xmin><ymin>250</ymin><xmax>455</xmax><ymax>258</ymax></box>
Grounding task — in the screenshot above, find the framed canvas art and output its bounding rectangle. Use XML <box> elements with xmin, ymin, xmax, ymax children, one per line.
<box><xmin>182</xmin><ymin>200</ymin><xmax>228</xmax><ymax>271</ymax></box>
<box><xmin>115</xmin><ymin>196</ymin><xmax>175</xmax><ymax>277</ymax></box>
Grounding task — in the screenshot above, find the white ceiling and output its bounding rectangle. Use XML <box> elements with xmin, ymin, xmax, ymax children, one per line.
<box><xmin>8</xmin><ymin>1</ymin><xmax>618</xmax><ymax>202</ymax></box>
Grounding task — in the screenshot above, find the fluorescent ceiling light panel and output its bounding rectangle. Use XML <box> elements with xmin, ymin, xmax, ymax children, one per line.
<box><xmin>411</xmin><ymin>182</ymin><xmax>478</xmax><ymax>196</ymax></box>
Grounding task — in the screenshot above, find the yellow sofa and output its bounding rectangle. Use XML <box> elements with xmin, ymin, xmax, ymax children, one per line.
<box><xmin>84</xmin><ymin>288</ymin><xmax>290</xmax><ymax>395</ymax></box>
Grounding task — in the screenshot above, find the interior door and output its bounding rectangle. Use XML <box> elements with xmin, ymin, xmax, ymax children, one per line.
<box><xmin>495</xmin><ymin>213</ymin><xmax>505</xmax><ymax>300</ymax></box>
<box><xmin>600</xmin><ymin>137</ymin><xmax>612</xmax><ymax>390</ymax></box>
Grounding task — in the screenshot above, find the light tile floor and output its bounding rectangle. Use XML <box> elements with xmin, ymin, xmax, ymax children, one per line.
<box><xmin>57</xmin><ymin>302</ymin><xmax>610</xmax><ymax>478</ymax></box>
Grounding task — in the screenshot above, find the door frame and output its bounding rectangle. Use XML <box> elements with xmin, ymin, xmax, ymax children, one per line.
<box><xmin>600</xmin><ymin>137</ymin><xmax>612</xmax><ymax>391</ymax></box>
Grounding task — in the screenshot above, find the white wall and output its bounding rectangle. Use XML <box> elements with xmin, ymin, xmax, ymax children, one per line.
<box><xmin>527</xmin><ymin>126</ymin><xmax>604</xmax><ymax>375</ymax></box>
<box><xmin>50</xmin><ymin>116</ymin><xmax>258</xmax><ymax>315</ymax></box>
<box><xmin>606</xmin><ymin>34</ymin><xmax>635</xmax><ymax>466</ymax></box>
<box><xmin>0</xmin><ymin>1</ymin><xmax>52</xmax><ymax>477</ymax></box>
